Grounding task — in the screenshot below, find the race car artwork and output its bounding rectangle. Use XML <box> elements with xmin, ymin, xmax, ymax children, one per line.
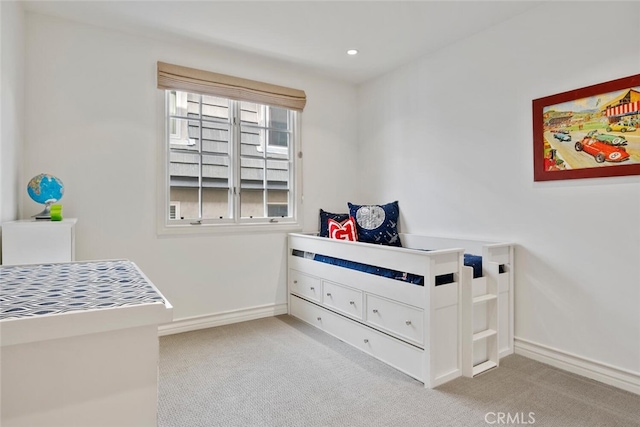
<box><xmin>574</xmin><ymin>130</ymin><xmax>630</xmax><ymax>163</ymax></box>
<box><xmin>606</xmin><ymin>121</ymin><xmax>636</xmax><ymax>133</ymax></box>
<box><xmin>553</xmin><ymin>130</ymin><xmax>571</xmax><ymax>142</ymax></box>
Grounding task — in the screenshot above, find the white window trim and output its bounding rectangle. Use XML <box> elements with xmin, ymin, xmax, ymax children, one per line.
<box><xmin>156</xmin><ymin>91</ymin><xmax>303</xmax><ymax>236</ymax></box>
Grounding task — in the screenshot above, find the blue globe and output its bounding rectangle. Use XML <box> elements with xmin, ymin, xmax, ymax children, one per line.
<box><xmin>27</xmin><ymin>173</ymin><xmax>64</xmax><ymax>205</ymax></box>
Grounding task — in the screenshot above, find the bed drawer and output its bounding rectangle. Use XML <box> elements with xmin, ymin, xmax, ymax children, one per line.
<box><xmin>289</xmin><ymin>269</ymin><xmax>322</xmax><ymax>303</ymax></box>
<box><xmin>289</xmin><ymin>296</ymin><xmax>423</xmax><ymax>382</ymax></box>
<box><xmin>359</xmin><ymin>323</ymin><xmax>423</xmax><ymax>382</ymax></box>
<box><xmin>322</xmin><ymin>281</ymin><xmax>363</xmax><ymax>320</ymax></box>
<box><xmin>290</xmin><ymin>294</ymin><xmax>326</xmax><ymax>328</ymax></box>
<box><xmin>365</xmin><ymin>294</ymin><xmax>424</xmax><ymax>346</ymax></box>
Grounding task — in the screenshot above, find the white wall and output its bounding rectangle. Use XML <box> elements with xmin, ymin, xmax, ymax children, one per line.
<box><xmin>358</xmin><ymin>2</ymin><xmax>640</xmax><ymax>374</ymax></box>
<box><xmin>0</xmin><ymin>1</ymin><xmax>25</xmax><ymax>225</ymax></box>
<box><xmin>23</xmin><ymin>13</ymin><xmax>359</xmax><ymax>320</ymax></box>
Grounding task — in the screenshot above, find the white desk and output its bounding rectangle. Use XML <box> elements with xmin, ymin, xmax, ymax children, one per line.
<box><xmin>0</xmin><ymin>260</ymin><xmax>173</xmax><ymax>427</ymax></box>
<box><xmin>1</xmin><ymin>218</ymin><xmax>77</xmax><ymax>265</ymax></box>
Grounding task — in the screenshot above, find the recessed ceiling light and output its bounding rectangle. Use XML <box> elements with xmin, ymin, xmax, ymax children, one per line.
<box><xmin>346</xmin><ymin>49</ymin><xmax>359</xmax><ymax>56</ymax></box>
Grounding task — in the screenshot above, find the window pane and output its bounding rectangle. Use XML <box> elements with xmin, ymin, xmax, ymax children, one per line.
<box><xmin>169</xmin><ymin>187</ymin><xmax>199</xmax><ymax>220</ymax></box>
<box><xmin>169</xmin><ymin>146</ymin><xmax>199</xmax><ymax>220</ymax></box>
<box><xmin>268</xmin><ymin>107</ymin><xmax>289</xmax><ymax>130</ymax></box>
<box><xmin>266</xmin><ymin>159</ymin><xmax>289</xmax><ymax>188</ymax></box>
<box><xmin>203</xmin><ymin>154</ymin><xmax>229</xmax><ymax>185</ymax></box>
<box><xmin>169</xmin><ymin>118</ymin><xmax>199</xmax><ymax>148</ymax></box>
<box><xmin>240</xmin><ymin>157</ymin><xmax>265</xmax><ymax>183</ymax></box>
<box><xmin>240</xmin><ymin>102</ymin><xmax>262</xmax><ymax>125</ymax></box>
<box><xmin>169</xmin><ymin>92</ymin><xmax>178</xmax><ymax>135</ymax></box>
<box><xmin>268</xmin><ymin>130</ymin><xmax>289</xmax><ymax>148</ymax></box>
<box><xmin>202</xmin><ymin>95</ymin><xmax>229</xmax><ymax>121</ymax></box>
<box><xmin>240</xmin><ymin>156</ymin><xmax>265</xmax><ymax>218</ymax></box>
<box><xmin>170</xmin><ymin>142</ymin><xmax>200</xmax><ymax>182</ymax></box>
<box><xmin>240</xmin><ymin>127</ymin><xmax>290</xmax><ymax>157</ymax></box>
<box><xmin>168</xmin><ymin>90</ymin><xmax>192</xmax><ymax>118</ymax></box>
<box><xmin>240</xmin><ymin>127</ymin><xmax>265</xmax><ymax>157</ymax></box>
<box><xmin>201</xmin><ymin>121</ymin><xmax>230</xmax><ymax>155</ymax></box>
<box><xmin>202</xmin><ymin>188</ymin><xmax>230</xmax><ymax>219</ymax></box>
<box><xmin>267</xmin><ymin>189</ymin><xmax>289</xmax><ymax>217</ymax></box>
<box><xmin>186</xmin><ymin>93</ymin><xmax>200</xmax><ymax>118</ymax></box>
<box><xmin>169</xmin><ymin>91</ymin><xmax>177</xmax><ymax>113</ymax></box>
<box><xmin>240</xmin><ymin>189</ymin><xmax>264</xmax><ymax>218</ymax></box>
<box><xmin>169</xmin><ymin>117</ymin><xmax>178</xmax><ymax>137</ymax></box>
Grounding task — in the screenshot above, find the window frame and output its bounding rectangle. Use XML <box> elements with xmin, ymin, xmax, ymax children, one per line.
<box><xmin>156</xmin><ymin>91</ymin><xmax>303</xmax><ymax>236</ymax></box>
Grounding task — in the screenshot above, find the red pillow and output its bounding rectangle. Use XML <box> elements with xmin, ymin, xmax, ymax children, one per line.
<box><xmin>327</xmin><ymin>217</ymin><xmax>358</xmax><ymax>241</ymax></box>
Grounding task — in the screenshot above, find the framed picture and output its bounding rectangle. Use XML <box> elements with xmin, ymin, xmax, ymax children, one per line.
<box><xmin>533</xmin><ymin>74</ymin><xmax>640</xmax><ymax>181</ymax></box>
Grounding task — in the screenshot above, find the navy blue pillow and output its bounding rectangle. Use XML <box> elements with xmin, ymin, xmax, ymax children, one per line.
<box><xmin>348</xmin><ymin>201</ymin><xmax>401</xmax><ymax>246</ymax></box>
<box><xmin>319</xmin><ymin>209</ymin><xmax>350</xmax><ymax>237</ymax></box>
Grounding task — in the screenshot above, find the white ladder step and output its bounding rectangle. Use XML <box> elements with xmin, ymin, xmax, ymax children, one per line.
<box><xmin>462</xmin><ymin>275</ymin><xmax>500</xmax><ymax>378</ymax></box>
<box><xmin>473</xmin><ymin>294</ymin><xmax>497</xmax><ymax>304</ymax></box>
<box><xmin>472</xmin><ymin>329</ymin><xmax>497</xmax><ymax>342</ymax></box>
<box><xmin>472</xmin><ymin>360</ymin><xmax>497</xmax><ymax>376</ymax></box>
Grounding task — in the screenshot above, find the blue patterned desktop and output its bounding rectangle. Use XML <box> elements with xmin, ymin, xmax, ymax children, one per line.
<box><xmin>0</xmin><ymin>260</ymin><xmax>165</xmax><ymax>320</ymax></box>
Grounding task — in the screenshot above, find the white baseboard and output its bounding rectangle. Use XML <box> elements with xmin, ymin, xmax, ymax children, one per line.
<box><xmin>158</xmin><ymin>303</ymin><xmax>288</xmax><ymax>336</ymax></box>
<box><xmin>515</xmin><ymin>337</ymin><xmax>640</xmax><ymax>395</ymax></box>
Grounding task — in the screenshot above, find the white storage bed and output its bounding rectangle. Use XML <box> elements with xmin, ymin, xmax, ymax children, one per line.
<box><xmin>287</xmin><ymin>232</ymin><xmax>514</xmax><ymax>388</ymax></box>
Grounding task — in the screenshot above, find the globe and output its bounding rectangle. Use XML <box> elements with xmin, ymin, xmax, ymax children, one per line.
<box><xmin>27</xmin><ymin>174</ymin><xmax>64</xmax><ymax>218</ymax></box>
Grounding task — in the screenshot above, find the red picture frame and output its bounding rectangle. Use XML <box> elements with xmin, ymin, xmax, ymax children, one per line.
<box><xmin>533</xmin><ymin>74</ymin><xmax>640</xmax><ymax>181</ymax></box>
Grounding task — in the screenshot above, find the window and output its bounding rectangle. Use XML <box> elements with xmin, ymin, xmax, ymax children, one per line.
<box><xmin>162</xmin><ymin>90</ymin><xmax>300</xmax><ymax>230</ymax></box>
<box><xmin>157</xmin><ymin>62</ymin><xmax>306</xmax><ymax>233</ymax></box>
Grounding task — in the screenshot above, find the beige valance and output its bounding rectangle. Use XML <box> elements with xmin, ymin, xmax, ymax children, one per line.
<box><xmin>157</xmin><ymin>61</ymin><xmax>306</xmax><ymax>111</ymax></box>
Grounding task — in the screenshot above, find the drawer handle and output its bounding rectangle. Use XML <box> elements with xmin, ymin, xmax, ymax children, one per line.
<box><xmin>372</xmin><ymin>309</ymin><xmax>378</xmax><ymax>313</ymax></box>
<box><xmin>310</xmin><ymin>286</ymin><xmax>315</xmax><ymax>291</ymax></box>
<box><xmin>405</xmin><ymin>320</ymin><xmax>412</xmax><ymax>326</ymax></box>
<box><xmin>326</xmin><ymin>292</ymin><xmax>332</xmax><ymax>297</ymax></box>
<box><xmin>363</xmin><ymin>339</ymin><xmax>369</xmax><ymax>344</ymax></box>
<box><xmin>316</xmin><ymin>317</ymin><xmax>321</xmax><ymax>321</ymax></box>
<box><xmin>349</xmin><ymin>301</ymin><xmax>355</xmax><ymax>305</ymax></box>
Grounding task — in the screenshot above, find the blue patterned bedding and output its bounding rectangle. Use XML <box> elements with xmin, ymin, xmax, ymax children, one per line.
<box><xmin>0</xmin><ymin>260</ymin><xmax>165</xmax><ymax>320</ymax></box>
<box><xmin>291</xmin><ymin>250</ymin><xmax>484</xmax><ymax>286</ymax></box>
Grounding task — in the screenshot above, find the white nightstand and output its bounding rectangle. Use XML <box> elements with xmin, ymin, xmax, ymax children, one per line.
<box><xmin>1</xmin><ymin>218</ymin><xmax>77</xmax><ymax>265</ymax></box>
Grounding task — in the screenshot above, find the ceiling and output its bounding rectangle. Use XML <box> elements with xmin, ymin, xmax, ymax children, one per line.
<box><xmin>22</xmin><ymin>1</ymin><xmax>541</xmax><ymax>84</ymax></box>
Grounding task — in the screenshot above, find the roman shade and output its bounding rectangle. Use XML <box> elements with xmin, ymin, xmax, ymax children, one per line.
<box><xmin>157</xmin><ymin>61</ymin><xmax>307</xmax><ymax>111</ymax></box>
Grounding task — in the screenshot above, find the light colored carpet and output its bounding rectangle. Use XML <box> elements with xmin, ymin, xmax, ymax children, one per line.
<box><xmin>158</xmin><ymin>315</ymin><xmax>640</xmax><ymax>427</ymax></box>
